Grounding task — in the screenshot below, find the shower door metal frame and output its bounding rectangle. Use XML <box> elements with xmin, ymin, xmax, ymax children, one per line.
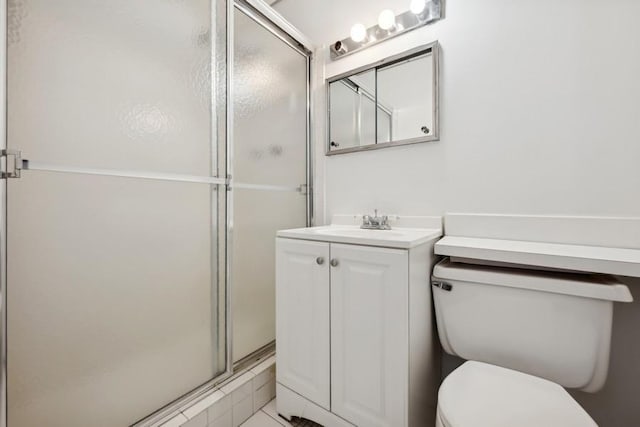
<box><xmin>0</xmin><ymin>0</ymin><xmax>314</xmax><ymax>425</ymax></box>
<box><xmin>0</xmin><ymin>2</ymin><xmax>7</xmax><ymax>427</ymax></box>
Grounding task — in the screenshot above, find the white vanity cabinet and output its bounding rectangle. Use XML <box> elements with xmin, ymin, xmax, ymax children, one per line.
<box><xmin>276</xmin><ymin>238</ymin><xmax>331</xmax><ymax>409</ymax></box>
<box><xmin>275</xmin><ymin>222</ymin><xmax>442</xmax><ymax>427</ymax></box>
<box><xmin>330</xmin><ymin>243</ymin><xmax>408</xmax><ymax>427</ymax></box>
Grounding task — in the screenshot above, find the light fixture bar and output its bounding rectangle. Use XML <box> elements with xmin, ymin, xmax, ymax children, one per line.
<box><xmin>330</xmin><ymin>0</ymin><xmax>443</xmax><ymax>60</ymax></box>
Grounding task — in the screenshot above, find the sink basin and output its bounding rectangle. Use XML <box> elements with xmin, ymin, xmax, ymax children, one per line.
<box><xmin>277</xmin><ymin>225</ymin><xmax>442</xmax><ymax>249</ymax></box>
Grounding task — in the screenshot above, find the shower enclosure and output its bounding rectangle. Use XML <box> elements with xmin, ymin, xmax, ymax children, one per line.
<box><xmin>0</xmin><ymin>0</ymin><xmax>310</xmax><ymax>425</ymax></box>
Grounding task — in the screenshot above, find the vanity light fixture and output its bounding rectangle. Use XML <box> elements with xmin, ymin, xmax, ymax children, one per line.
<box><xmin>378</xmin><ymin>9</ymin><xmax>396</xmax><ymax>31</ymax></box>
<box><xmin>331</xmin><ymin>0</ymin><xmax>443</xmax><ymax>60</ymax></box>
<box><xmin>410</xmin><ymin>0</ymin><xmax>427</xmax><ymax>15</ymax></box>
<box><xmin>350</xmin><ymin>23</ymin><xmax>367</xmax><ymax>43</ymax></box>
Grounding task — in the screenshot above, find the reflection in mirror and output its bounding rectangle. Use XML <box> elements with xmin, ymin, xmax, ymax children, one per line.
<box><xmin>328</xmin><ymin>69</ymin><xmax>376</xmax><ymax>150</ymax></box>
<box><xmin>377</xmin><ymin>52</ymin><xmax>433</xmax><ymax>143</ymax></box>
<box><xmin>327</xmin><ymin>42</ymin><xmax>438</xmax><ymax>155</ymax></box>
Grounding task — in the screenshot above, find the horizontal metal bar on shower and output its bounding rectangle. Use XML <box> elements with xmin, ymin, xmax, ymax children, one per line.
<box><xmin>24</xmin><ymin>161</ymin><xmax>229</xmax><ymax>185</ymax></box>
<box><xmin>23</xmin><ymin>162</ymin><xmax>304</xmax><ymax>193</ymax></box>
<box><xmin>233</xmin><ymin>182</ymin><xmax>303</xmax><ymax>192</ymax></box>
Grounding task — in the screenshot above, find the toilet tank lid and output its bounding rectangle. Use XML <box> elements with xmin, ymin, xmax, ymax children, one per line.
<box><xmin>433</xmin><ymin>259</ymin><xmax>633</xmax><ymax>302</ymax></box>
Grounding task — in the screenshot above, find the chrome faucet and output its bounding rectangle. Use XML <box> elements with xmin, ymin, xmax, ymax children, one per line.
<box><xmin>361</xmin><ymin>209</ymin><xmax>392</xmax><ymax>230</ymax></box>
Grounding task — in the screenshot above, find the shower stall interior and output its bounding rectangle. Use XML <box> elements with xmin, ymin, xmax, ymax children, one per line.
<box><xmin>1</xmin><ymin>0</ymin><xmax>310</xmax><ymax>425</ymax></box>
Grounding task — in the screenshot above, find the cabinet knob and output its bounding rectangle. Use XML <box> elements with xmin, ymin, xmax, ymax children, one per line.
<box><xmin>316</xmin><ymin>257</ymin><xmax>325</xmax><ymax>265</ymax></box>
<box><xmin>330</xmin><ymin>259</ymin><xmax>339</xmax><ymax>267</ymax></box>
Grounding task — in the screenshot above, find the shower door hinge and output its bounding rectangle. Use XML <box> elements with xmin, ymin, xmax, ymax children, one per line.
<box><xmin>1</xmin><ymin>149</ymin><xmax>28</xmax><ymax>179</ymax></box>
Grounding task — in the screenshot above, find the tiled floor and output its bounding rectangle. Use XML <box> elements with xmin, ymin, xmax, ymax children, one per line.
<box><xmin>241</xmin><ymin>399</ymin><xmax>290</xmax><ymax>426</ymax></box>
<box><xmin>241</xmin><ymin>400</ymin><xmax>322</xmax><ymax>427</ymax></box>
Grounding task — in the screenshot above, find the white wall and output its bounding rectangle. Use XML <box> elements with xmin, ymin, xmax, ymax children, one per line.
<box><xmin>314</xmin><ymin>0</ymin><xmax>640</xmax><ymax>223</ymax></box>
<box><xmin>277</xmin><ymin>0</ymin><xmax>640</xmax><ymax>425</ymax></box>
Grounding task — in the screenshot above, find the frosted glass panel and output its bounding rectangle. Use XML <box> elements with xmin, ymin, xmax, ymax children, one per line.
<box><xmin>8</xmin><ymin>0</ymin><xmax>213</xmax><ymax>175</ymax></box>
<box><xmin>232</xmin><ymin>189</ymin><xmax>306</xmax><ymax>360</ymax></box>
<box><xmin>233</xmin><ymin>10</ymin><xmax>307</xmax><ymax>186</ymax></box>
<box><xmin>232</xmin><ymin>9</ymin><xmax>308</xmax><ymax>361</ymax></box>
<box><xmin>7</xmin><ymin>0</ymin><xmax>225</xmax><ymax>425</ymax></box>
<box><xmin>7</xmin><ymin>172</ymin><xmax>221</xmax><ymax>426</ymax></box>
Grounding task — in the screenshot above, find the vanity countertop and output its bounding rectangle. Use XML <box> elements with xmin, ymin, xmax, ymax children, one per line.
<box><xmin>277</xmin><ymin>225</ymin><xmax>442</xmax><ymax>249</ymax></box>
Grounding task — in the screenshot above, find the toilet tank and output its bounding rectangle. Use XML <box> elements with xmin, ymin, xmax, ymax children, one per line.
<box><xmin>431</xmin><ymin>259</ymin><xmax>633</xmax><ymax>392</ymax></box>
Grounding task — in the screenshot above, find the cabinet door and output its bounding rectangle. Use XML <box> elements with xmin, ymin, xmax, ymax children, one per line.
<box><xmin>276</xmin><ymin>238</ymin><xmax>330</xmax><ymax>409</ymax></box>
<box><xmin>330</xmin><ymin>244</ymin><xmax>409</xmax><ymax>427</ymax></box>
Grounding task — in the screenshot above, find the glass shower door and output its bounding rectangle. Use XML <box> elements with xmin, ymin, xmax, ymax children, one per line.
<box><xmin>6</xmin><ymin>1</ymin><xmax>227</xmax><ymax>426</ymax></box>
<box><xmin>232</xmin><ymin>7</ymin><xmax>309</xmax><ymax>362</ymax></box>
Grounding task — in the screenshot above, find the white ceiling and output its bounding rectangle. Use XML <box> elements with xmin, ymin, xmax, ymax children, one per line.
<box><xmin>271</xmin><ymin>0</ymin><xmax>412</xmax><ymax>46</ymax></box>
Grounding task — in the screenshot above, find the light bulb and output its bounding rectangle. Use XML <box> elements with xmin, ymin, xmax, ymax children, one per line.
<box><xmin>378</xmin><ymin>10</ymin><xmax>396</xmax><ymax>30</ymax></box>
<box><xmin>410</xmin><ymin>0</ymin><xmax>427</xmax><ymax>15</ymax></box>
<box><xmin>350</xmin><ymin>23</ymin><xmax>367</xmax><ymax>43</ymax></box>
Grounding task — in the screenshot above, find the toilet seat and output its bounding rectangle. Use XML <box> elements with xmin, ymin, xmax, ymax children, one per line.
<box><xmin>437</xmin><ymin>361</ymin><xmax>597</xmax><ymax>427</ymax></box>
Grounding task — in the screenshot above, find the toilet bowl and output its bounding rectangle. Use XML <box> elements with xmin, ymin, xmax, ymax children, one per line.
<box><xmin>431</xmin><ymin>259</ymin><xmax>633</xmax><ymax>427</ymax></box>
<box><xmin>435</xmin><ymin>361</ymin><xmax>596</xmax><ymax>427</ymax></box>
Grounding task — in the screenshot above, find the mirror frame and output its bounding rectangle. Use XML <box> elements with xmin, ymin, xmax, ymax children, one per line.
<box><xmin>325</xmin><ymin>41</ymin><xmax>439</xmax><ymax>156</ymax></box>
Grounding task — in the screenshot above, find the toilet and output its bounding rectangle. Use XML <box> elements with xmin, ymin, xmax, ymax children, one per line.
<box><xmin>431</xmin><ymin>259</ymin><xmax>633</xmax><ymax>427</ymax></box>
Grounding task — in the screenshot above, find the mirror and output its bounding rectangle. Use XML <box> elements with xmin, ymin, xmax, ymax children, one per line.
<box><xmin>327</xmin><ymin>42</ymin><xmax>439</xmax><ymax>155</ymax></box>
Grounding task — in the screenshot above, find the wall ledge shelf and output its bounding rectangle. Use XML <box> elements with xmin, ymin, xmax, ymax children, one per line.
<box><xmin>435</xmin><ymin>236</ymin><xmax>640</xmax><ymax>278</ymax></box>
